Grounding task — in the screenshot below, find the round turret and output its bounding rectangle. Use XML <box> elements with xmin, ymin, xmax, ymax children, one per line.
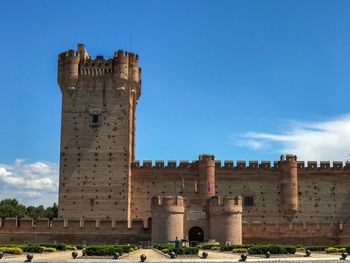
<box><xmin>281</xmin><ymin>154</ymin><xmax>298</xmax><ymax>218</ymax></box>
<box><xmin>57</xmin><ymin>49</ymin><xmax>80</xmax><ymax>91</ymax></box>
<box><xmin>209</xmin><ymin>196</ymin><xmax>243</xmax><ymax>244</ymax></box>
<box><xmin>198</xmin><ymin>154</ymin><xmax>216</xmax><ymax>198</ymax></box>
<box><xmin>151</xmin><ymin>196</ymin><xmax>185</xmax><ymax>243</ymax></box>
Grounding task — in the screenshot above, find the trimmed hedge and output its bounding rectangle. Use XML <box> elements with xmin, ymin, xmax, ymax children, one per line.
<box><xmin>211</xmin><ymin>246</ymin><xmax>220</xmax><ymax>250</ymax></box>
<box><xmin>247</xmin><ymin>245</ymin><xmax>296</xmax><ymax>255</ymax></box>
<box><xmin>0</xmin><ymin>247</ymin><xmax>24</xmax><ymax>254</ymax></box>
<box><xmin>39</xmin><ymin>243</ymin><xmax>67</xmax><ymax>251</ymax></box>
<box><xmin>22</xmin><ymin>244</ymin><xmax>44</xmax><ymax>253</ymax></box>
<box><xmin>83</xmin><ymin>245</ymin><xmax>139</xmax><ymax>256</ymax></box>
<box><xmin>304</xmin><ymin>246</ymin><xmax>328</xmax><ymax>251</ymax></box>
<box><xmin>43</xmin><ymin>247</ymin><xmax>57</xmax><ymax>252</ymax></box>
<box><xmin>325</xmin><ymin>247</ymin><xmax>346</xmax><ymax>253</ymax></box>
<box><xmin>153</xmin><ymin>244</ymin><xmax>198</xmax><ymax>255</ymax></box>
<box><xmin>220</xmin><ymin>245</ymin><xmax>254</xmax><ymax>251</ymax></box>
<box><xmin>233</xmin><ymin>248</ymin><xmax>248</xmax><ymax>253</ymax></box>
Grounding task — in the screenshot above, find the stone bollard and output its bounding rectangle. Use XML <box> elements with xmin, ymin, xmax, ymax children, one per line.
<box><xmin>140</xmin><ymin>254</ymin><xmax>147</xmax><ymax>262</ymax></box>
<box><xmin>202</xmin><ymin>251</ymin><xmax>208</xmax><ymax>258</ymax></box>
<box><xmin>169</xmin><ymin>252</ymin><xmax>176</xmax><ymax>258</ymax></box>
<box><xmin>26</xmin><ymin>254</ymin><xmax>33</xmax><ymax>262</ymax></box>
<box><xmin>305</xmin><ymin>250</ymin><xmax>311</xmax><ymax>257</ymax></box>
<box><xmin>239</xmin><ymin>253</ymin><xmax>247</xmax><ymax>262</ymax></box>
<box><xmin>341</xmin><ymin>252</ymin><xmax>348</xmax><ymax>260</ymax></box>
<box><xmin>265</xmin><ymin>251</ymin><xmax>271</xmax><ymax>258</ymax></box>
<box><xmin>72</xmin><ymin>251</ymin><xmax>78</xmax><ymax>259</ymax></box>
<box><xmin>113</xmin><ymin>252</ymin><xmax>120</xmax><ymax>259</ymax></box>
<box><xmin>0</xmin><ymin>251</ymin><xmax>3</xmax><ymax>259</ymax></box>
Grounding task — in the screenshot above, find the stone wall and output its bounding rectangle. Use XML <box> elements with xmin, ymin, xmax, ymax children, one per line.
<box><xmin>131</xmin><ymin>159</ymin><xmax>350</xmax><ymax>244</ymax></box>
<box><xmin>0</xmin><ymin>218</ymin><xmax>150</xmax><ymax>245</ymax></box>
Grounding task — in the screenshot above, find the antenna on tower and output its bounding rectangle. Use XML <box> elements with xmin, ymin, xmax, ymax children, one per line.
<box><xmin>129</xmin><ymin>34</ymin><xmax>132</xmax><ymax>52</ymax></box>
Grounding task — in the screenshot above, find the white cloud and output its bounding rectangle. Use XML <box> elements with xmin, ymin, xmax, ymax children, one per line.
<box><xmin>235</xmin><ymin>115</ymin><xmax>350</xmax><ymax>161</ymax></box>
<box><xmin>0</xmin><ymin>160</ymin><xmax>58</xmax><ymax>206</ymax></box>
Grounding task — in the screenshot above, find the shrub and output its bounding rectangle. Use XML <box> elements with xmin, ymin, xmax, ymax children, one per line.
<box><xmin>211</xmin><ymin>246</ymin><xmax>220</xmax><ymax>250</ymax></box>
<box><xmin>84</xmin><ymin>245</ymin><xmax>122</xmax><ymax>256</ymax></box>
<box><xmin>304</xmin><ymin>246</ymin><xmax>328</xmax><ymax>251</ymax></box>
<box><xmin>220</xmin><ymin>244</ymin><xmax>254</xmax><ymax>251</ymax></box>
<box><xmin>154</xmin><ymin>244</ymin><xmax>197</xmax><ymax>255</ymax></box>
<box><xmin>40</xmin><ymin>243</ymin><xmax>67</xmax><ymax>251</ymax></box>
<box><xmin>247</xmin><ymin>245</ymin><xmax>296</xmax><ymax>255</ymax></box>
<box><xmin>22</xmin><ymin>244</ymin><xmax>44</xmax><ymax>253</ymax></box>
<box><xmin>184</xmin><ymin>247</ymin><xmax>199</xmax><ymax>255</ymax></box>
<box><xmin>325</xmin><ymin>247</ymin><xmax>346</xmax><ymax>253</ymax></box>
<box><xmin>199</xmin><ymin>244</ymin><xmax>217</xmax><ymax>250</ymax></box>
<box><xmin>233</xmin><ymin>248</ymin><xmax>248</xmax><ymax>253</ymax></box>
<box><xmin>161</xmin><ymin>248</ymin><xmax>169</xmax><ymax>254</ymax></box>
<box><xmin>0</xmin><ymin>247</ymin><xmax>23</xmax><ymax>255</ymax></box>
<box><xmin>66</xmin><ymin>245</ymin><xmax>77</xmax><ymax>250</ymax></box>
<box><xmin>43</xmin><ymin>247</ymin><xmax>57</xmax><ymax>252</ymax></box>
<box><xmin>75</xmin><ymin>245</ymin><xmax>85</xmax><ymax>250</ymax></box>
<box><xmin>83</xmin><ymin>244</ymin><xmax>139</xmax><ymax>256</ymax></box>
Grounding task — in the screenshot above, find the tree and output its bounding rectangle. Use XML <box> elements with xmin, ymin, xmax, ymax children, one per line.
<box><xmin>0</xmin><ymin>199</ymin><xmax>27</xmax><ymax>219</ymax></box>
<box><xmin>26</xmin><ymin>205</ymin><xmax>45</xmax><ymax>219</ymax></box>
<box><xmin>44</xmin><ymin>203</ymin><xmax>58</xmax><ymax>220</ymax></box>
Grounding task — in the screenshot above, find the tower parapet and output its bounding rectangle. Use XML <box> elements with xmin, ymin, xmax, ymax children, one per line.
<box><xmin>57</xmin><ymin>49</ymin><xmax>80</xmax><ymax>91</ymax></box>
<box><xmin>209</xmin><ymin>196</ymin><xmax>242</xmax><ymax>244</ymax></box>
<box><xmin>151</xmin><ymin>196</ymin><xmax>185</xmax><ymax>243</ymax></box>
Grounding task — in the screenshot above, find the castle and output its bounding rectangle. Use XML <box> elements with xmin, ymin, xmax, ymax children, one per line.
<box><xmin>0</xmin><ymin>44</ymin><xmax>350</xmax><ymax>245</ymax></box>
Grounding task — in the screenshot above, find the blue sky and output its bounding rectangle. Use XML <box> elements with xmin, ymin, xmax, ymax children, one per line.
<box><xmin>1</xmin><ymin>1</ymin><xmax>350</xmax><ymax>205</ymax></box>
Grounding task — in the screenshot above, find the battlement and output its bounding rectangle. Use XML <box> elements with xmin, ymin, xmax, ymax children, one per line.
<box><xmin>58</xmin><ymin>44</ymin><xmax>141</xmax><ymax>91</ymax></box>
<box><xmin>113</xmin><ymin>50</ymin><xmax>139</xmax><ymax>64</ymax></box>
<box><xmin>209</xmin><ymin>196</ymin><xmax>243</xmax><ymax>215</ymax></box>
<box><xmin>132</xmin><ymin>159</ymin><xmax>350</xmax><ymax>171</ymax></box>
<box><xmin>151</xmin><ymin>196</ymin><xmax>185</xmax><ymax>214</ymax></box>
<box><xmin>0</xmin><ymin>217</ymin><xmax>146</xmax><ymax>231</ymax></box>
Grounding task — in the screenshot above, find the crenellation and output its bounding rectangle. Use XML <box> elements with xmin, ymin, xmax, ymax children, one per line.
<box><xmin>236</xmin><ymin>160</ymin><xmax>246</xmax><ymax>169</ymax></box>
<box><xmin>142</xmin><ymin>160</ymin><xmax>152</xmax><ymax>168</ymax></box>
<box><xmin>167</xmin><ymin>160</ymin><xmax>177</xmax><ymax>168</ymax></box>
<box><xmin>320</xmin><ymin>161</ymin><xmax>330</xmax><ymax>169</ymax></box>
<box><xmin>224</xmin><ymin>160</ymin><xmax>233</xmax><ymax>169</ymax></box>
<box><xmin>155</xmin><ymin>160</ymin><xmax>164</xmax><ymax>168</ymax></box>
<box><xmin>179</xmin><ymin>160</ymin><xmax>190</xmax><ymax>168</ymax></box>
<box><xmin>333</xmin><ymin>161</ymin><xmax>343</xmax><ymax>169</ymax></box>
<box><xmin>307</xmin><ymin>161</ymin><xmax>317</xmax><ymax>169</ymax></box>
<box><xmin>297</xmin><ymin>161</ymin><xmax>305</xmax><ymax>168</ymax></box>
<box><xmin>259</xmin><ymin>161</ymin><xmax>271</xmax><ymax>169</ymax></box>
<box><xmin>131</xmin><ymin>160</ymin><xmax>140</xmax><ymax>167</ymax></box>
<box><xmin>249</xmin><ymin>161</ymin><xmax>258</xmax><ymax>169</ymax></box>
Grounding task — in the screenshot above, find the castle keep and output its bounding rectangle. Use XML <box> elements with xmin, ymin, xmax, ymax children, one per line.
<box><xmin>1</xmin><ymin>44</ymin><xmax>350</xmax><ymax>245</ymax></box>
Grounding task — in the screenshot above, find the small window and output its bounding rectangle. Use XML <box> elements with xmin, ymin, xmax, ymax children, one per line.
<box><xmin>244</xmin><ymin>196</ymin><xmax>254</xmax><ymax>206</ymax></box>
<box><xmin>89</xmin><ymin>114</ymin><xmax>101</xmax><ymax>126</ymax></box>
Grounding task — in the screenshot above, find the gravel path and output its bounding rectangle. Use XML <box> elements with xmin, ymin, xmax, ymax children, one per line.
<box><xmin>2</xmin><ymin>250</ymin><xmax>82</xmax><ymax>261</ymax></box>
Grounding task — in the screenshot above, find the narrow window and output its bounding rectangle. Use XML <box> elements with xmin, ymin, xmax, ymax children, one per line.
<box><xmin>244</xmin><ymin>196</ymin><xmax>254</xmax><ymax>206</ymax></box>
<box><xmin>89</xmin><ymin>114</ymin><xmax>101</xmax><ymax>126</ymax></box>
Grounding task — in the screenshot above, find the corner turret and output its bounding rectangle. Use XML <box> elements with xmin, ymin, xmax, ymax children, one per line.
<box><xmin>57</xmin><ymin>48</ymin><xmax>80</xmax><ymax>92</ymax></box>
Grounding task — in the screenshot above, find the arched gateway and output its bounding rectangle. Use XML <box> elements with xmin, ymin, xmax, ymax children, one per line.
<box><xmin>188</xmin><ymin>226</ymin><xmax>204</xmax><ymax>243</ymax></box>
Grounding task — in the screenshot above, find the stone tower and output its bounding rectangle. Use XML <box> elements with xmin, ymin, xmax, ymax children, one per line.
<box><xmin>57</xmin><ymin>44</ymin><xmax>141</xmax><ymax>224</ymax></box>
